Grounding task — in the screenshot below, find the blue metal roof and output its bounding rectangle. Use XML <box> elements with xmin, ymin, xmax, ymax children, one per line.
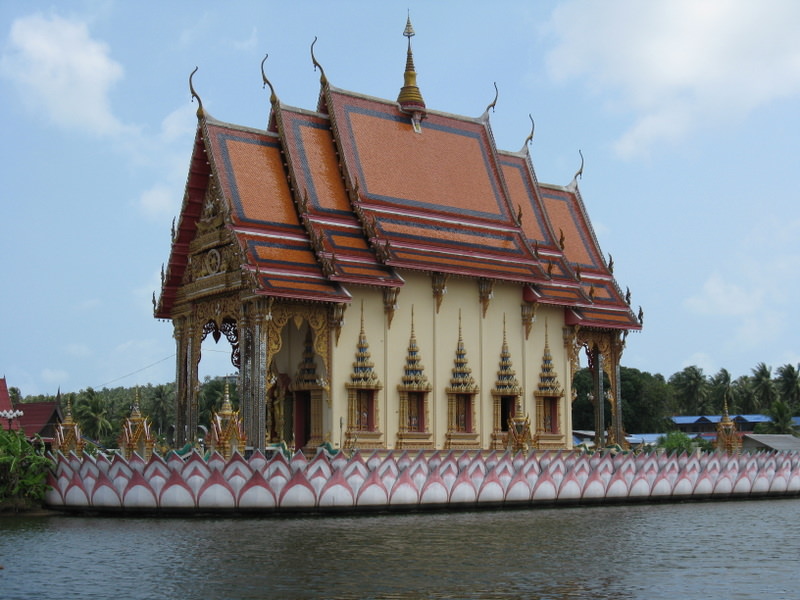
<box><xmin>672</xmin><ymin>414</ymin><xmax>770</xmax><ymax>425</ymax></box>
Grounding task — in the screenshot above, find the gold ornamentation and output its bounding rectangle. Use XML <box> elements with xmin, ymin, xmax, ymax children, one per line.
<box><xmin>330</xmin><ymin>303</ymin><xmax>347</xmax><ymax>346</ymax></box>
<box><xmin>478</xmin><ymin>278</ymin><xmax>494</xmax><ymax>318</ymax></box>
<box><xmin>521</xmin><ymin>302</ymin><xmax>537</xmax><ymax>340</ymax></box>
<box><xmin>432</xmin><ymin>272</ymin><xmax>448</xmax><ymax>313</ymax></box>
<box><xmin>118</xmin><ymin>388</ymin><xmax>155</xmax><ymax>460</ymax></box>
<box><xmin>383</xmin><ymin>287</ymin><xmax>400</xmax><ymax>329</ymax></box>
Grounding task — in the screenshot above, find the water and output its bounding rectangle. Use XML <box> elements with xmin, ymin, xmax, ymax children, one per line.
<box><xmin>2</xmin><ymin>499</ymin><xmax>798</xmax><ymax>599</ymax></box>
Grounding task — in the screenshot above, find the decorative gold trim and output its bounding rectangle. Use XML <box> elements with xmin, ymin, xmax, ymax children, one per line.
<box><xmin>478</xmin><ymin>278</ymin><xmax>494</xmax><ymax>318</ymax></box>
<box><xmin>521</xmin><ymin>302</ymin><xmax>537</xmax><ymax>340</ymax></box>
<box><xmin>432</xmin><ymin>272</ymin><xmax>448</xmax><ymax>313</ymax></box>
<box><xmin>383</xmin><ymin>287</ymin><xmax>400</xmax><ymax>329</ymax></box>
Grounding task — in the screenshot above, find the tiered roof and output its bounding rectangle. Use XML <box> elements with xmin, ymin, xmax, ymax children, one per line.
<box><xmin>156</xmin><ymin>21</ymin><xmax>641</xmax><ymax>334</ymax></box>
<box><xmin>447</xmin><ymin>315</ymin><xmax>479</xmax><ymax>394</ymax></box>
<box><xmin>535</xmin><ymin>325</ymin><xmax>563</xmax><ymax>398</ymax></box>
<box><xmin>348</xmin><ymin>305</ymin><xmax>382</xmax><ymax>390</ymax></box>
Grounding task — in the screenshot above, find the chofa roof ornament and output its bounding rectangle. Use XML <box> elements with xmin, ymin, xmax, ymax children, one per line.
<box><xmin>189</xmin><ymin>66</ymin><xmax>204</xmax><ymax>118</ymax></box>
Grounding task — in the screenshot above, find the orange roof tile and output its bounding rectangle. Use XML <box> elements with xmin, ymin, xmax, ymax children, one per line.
<box><xmin>156</xmin><ymin>68</ymin><xmax>639</xmax><ymax>332</ymax></box>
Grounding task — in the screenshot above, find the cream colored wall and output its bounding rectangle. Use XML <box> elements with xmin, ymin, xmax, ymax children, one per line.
<box><xmin>327</xmin><ymin>272</ymin><xmax>574</xmax><ymax>450</ymax></box>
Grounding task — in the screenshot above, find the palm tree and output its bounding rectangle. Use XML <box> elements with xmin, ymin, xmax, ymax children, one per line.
<box><xmin>145</xmin><ymin>384</ymin><xmax>174</xmax><ymax>436</ymax></box>
<box><xmin>776</xmin><ymin>363</ymin><xmax>800</xmax><ymax>411</ymax></box>
<box><xmin>74</xmin><ymin>387</ymin><xmax>113</xmax><ymax>444</ymax></box>
<box><xmin>731</xmin><ymin>375</ymin><xmax>754</xmax><ymax>413</ymax></box>
<box><xmin>759</xmin><ymin>399</ymin><xmax>797</xmax><ymax>435</ymax></box>
<box><xmin>750</xmin><ymin>362</ymin><xmax>777</xmax><ymax>413</ymax></box>
<box><xmin>669</xmin><ymin>366</ymin><xmax>709</xmax><ymax>415</ymax></box>
<box><xmin>709</xmin><ymin>368</ymin><xmax>733</xmax><ymax>414</ymax></box>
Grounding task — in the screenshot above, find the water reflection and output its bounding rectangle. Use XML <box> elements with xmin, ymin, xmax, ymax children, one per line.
<box><xmin>2</xmin><ymin>499</ymin><xmax>799</xmax><ymax>599</ymax></box>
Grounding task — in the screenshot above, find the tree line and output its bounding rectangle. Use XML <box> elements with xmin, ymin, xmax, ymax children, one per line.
<box><xmin>11</xmin><ymin>361</ymin><xmax>800</xmax><ymax>446</ymax></box>
<box><xmin>15</xmin><ymin>377</ymin><xmax>238</xmax><ymax>449</ymax></box>
<box><xmin>572</xmin><ymin>361</ymin><xmax>800</xmax><ymax>435</ymax></box>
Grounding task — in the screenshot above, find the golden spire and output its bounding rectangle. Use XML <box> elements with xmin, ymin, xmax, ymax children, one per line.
<box><xmin>350</xmin><ymin>301</ymin><xmax>382</xmax><ymax>388</ymax></box>
<box><xmin>448</xmin><ymin>311</ymin><xmax>479</xmax><ymax>394</ymax></box>
<box><xmin>400</xmin><ymin>306</ymin><xmax>432</xmax><ymax>391</ymax></box>
<box><xmin>220</xmin><ymin>377</ymin><xmax>234</xmax><ymax>416</ymax></box>
<box><xmin>536</xmin><ymin>320</ymin><xmax>563</xmax><ymax>397</ymax></box>
<box><xmin>397</xmin><ymin>14</ymin><xmax>426</xmax><ymax>126</ymax></box>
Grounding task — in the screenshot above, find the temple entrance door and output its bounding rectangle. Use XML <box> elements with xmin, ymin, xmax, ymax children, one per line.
<box><xmin>293</xmin><ymin>390</ymin><xmax>311</xmax><ymax>450</ymax></box>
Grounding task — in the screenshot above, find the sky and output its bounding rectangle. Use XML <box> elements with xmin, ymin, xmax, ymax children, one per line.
<box><xmin>2</xmin><ymin>0</ymin><xmax>799</xmax><ymax>397</ymax></box>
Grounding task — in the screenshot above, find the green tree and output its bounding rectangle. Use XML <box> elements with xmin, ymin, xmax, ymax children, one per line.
<box><xmin>731</xmin><ymin>375</ymin><xmax>754</xmax><ymax>413</ymax></box>
<box><xmin>657</xmin><ymin>430</ymin><xmax>694</xmax><ymax>454</ymax></box>
<box><xmin>8</xmin><ymin>386</ymin><xmax>22</xmax><ymax>405</ymax></box>
<box><xmin>755</xmin><ymin>399</ymin><xmax>797</xmax><ymax>435</ymax></box>
<box><xmin>143</xmin><ymin>383</ymin><xmax>175</xmax><ymax>436</ymax></box>
<box><xmin>776</xmin><ymin>363</ymin><xmax>800</xmax><ymax>411</ymax></box>
<box><xmin>750</xmin><ymin>362</ymin><xmax>777</xmax><ymax>413</ymax></box>
<box><xmin>570</xmin><ymin>368</ymin><xmax>610</xmax><ymax>431</ymax></box>
<box><xmin>709</xmin><ymin>368</ymin><xmax>733</xmax><ymax>414</ymax></box>
<box><xmin>668</xmin><ymin>366</ymin><xmax>709</xmax><ymax>415</ymax></box>
<box><xmin>619</xmin><ymin>367</ymin><xmax>673</xmax><ymax>433</ymax></box>
<box><xmin>0</xmin><ymin>429</ymin><xmax>51</xmax><ymax>511</ymax></box>
<box><xmin>74</xmin><ymin>387</ymin><xmax>113</xmax><ymax>446</ymax></box>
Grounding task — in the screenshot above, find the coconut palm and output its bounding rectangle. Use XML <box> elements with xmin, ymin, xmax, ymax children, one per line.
<box><xmin>759</xmin><ymin>399</ymin><xmax>797</xmax><ymax>435</ymax></box>
<box><xmin>669</xmin><ymin>366</ymin><xmax>709</xmax><ymax>415</ymax></box>
<box><xmin>145</xmin><ymin>384</ymin><xmax>175</xmax><ymax>436</ymax></box>
<box><xmin>775</xmin><ymin>363</ymin><xmax>800</xmax><ymax>411</ymax></box>
<box><xmin>731</xmin><ymin>375</ymin><xmax>755</xmax><ymax>414</ymax></box>
<box><xmin>74</xmin><ymin>387</ymin><xmax>113</xmax><ymax>444</ymax></box>
<box><xmin>709</xmin><ymin>368</ymin><xmax>733</xmax><ymax>414</ymax></box>
<box><xmin>750</xmin><ymin>362</ymin><xmax>777</xmax><ymax>413</ymax></box>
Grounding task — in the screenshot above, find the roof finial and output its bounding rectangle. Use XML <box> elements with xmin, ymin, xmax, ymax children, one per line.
<box><xmin>521</xmin><ymin>114</ymin><xmax>535</xmax><ymax>152</ymax></box>
<box><xmin>485</xmin><ymin>82</ymin><xmax>499</xmax><ymax>114</ymax></box>
<box><xmin>572</xmin><ymin>149</ymin><xmax>584</xmax><ymax>182</ymax></box>
<box><xmin>311</xmin><ymin>37</ymin><xmax>327</xmax><ymax>85</ymax></box>
<box><xmin>397</xmin><ymin>14</ymin><xmax>426</xmax><ymax>129</ymax></box>
<box><xmin>189</xmin><ymin>66</ymin><xmax>204</xmax><ymax>118</ymax></box>
<box><xmin>261</xmin><ymin>54</ymin><xmax>278</xmax><ymax>106</ymax></box>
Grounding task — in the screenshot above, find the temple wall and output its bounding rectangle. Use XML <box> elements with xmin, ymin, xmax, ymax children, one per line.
<box><xmin>327</xmin><ymin>271</ymin><xmax>573</xmax><ymax>451</ymax></box>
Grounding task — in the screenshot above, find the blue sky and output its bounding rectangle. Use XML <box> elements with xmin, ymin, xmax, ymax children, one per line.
<box><xmin>2</xmin><ymin>1</ymin><xmax>799</xmax><ymax>396</ymax></box>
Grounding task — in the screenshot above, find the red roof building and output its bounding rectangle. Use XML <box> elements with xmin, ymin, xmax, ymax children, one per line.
<box><xmin>0</xmin><ymin>377</ymin><xmax>21</xmax><ymax>431</ymax></box>
<box><xmin>0</xmin><ymin>378</ymin><xmax>62</xmax><ymax>445</ymax></box>
<box><xmin>156</xmin><ymin>21</ymin><xmax>641</xmax><ymax>453</ymax></box>
<box><xmin>17</xmin><ymin>401</ymin><xmax>62</xmax><ymax>445</ymax></box>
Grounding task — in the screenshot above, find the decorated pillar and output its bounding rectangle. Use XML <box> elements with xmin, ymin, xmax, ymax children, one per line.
<box><xmin>173</xmin><ymin>315</ymin><xmax>193</xmax><ymax>447</ymax></box>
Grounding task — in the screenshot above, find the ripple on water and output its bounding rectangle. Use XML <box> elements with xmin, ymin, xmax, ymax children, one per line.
<box><xmin>1</xmin><ymin>499</ymin><xmax>799</xmax><ymax>600</ymax></box>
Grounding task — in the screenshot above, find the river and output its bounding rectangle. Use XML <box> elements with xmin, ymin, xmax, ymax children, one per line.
<box><xmin>1</xmin><ymin>498</ymin><xmax>798</xmax><ymax>599</ymax></box>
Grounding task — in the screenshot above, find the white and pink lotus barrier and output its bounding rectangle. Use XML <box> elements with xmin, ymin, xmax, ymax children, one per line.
<box><xmin>44</xmin><ymin>448</ymin><xmax>800</xmax><ymax>514</ymax></box>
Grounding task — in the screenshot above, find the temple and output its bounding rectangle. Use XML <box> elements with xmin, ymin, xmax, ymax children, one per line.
<box><xmin>155</xmin><ymin>19</ymin><xmax>641</xmax><ymax>455</ymax></box>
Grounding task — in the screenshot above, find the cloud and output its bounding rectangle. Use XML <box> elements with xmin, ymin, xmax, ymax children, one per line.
<box><xmin>159</xmin><ymin>104</ymin><xmax>197</xmax><ymax>144</ymax></box>
<box><xmin>1</xmin><ymin>13</ymin><xmax>132</xmax><ymax>136</ymax></box>
<box><xmin>684</xmin><ymin>272</ymin><xmax>762</xmax><ymax>317</ymax></box>
<box><xmin>231</xmin><ymin>26</ymin><xmax>259</xmax><ymax>52</ymax></box>
<box><xmin>139</xmin><ymin>184</ymin><xmax>179</xmax><ymax>221</ymax></box>
<box><xmin>682</xmin><ymin>352</ymin><xmax>716</xmax><ymax>375</ymax></box>
<box><xmin>41</xmin><ymin>368</ymin><xmax>69</xmax><ymax>384</ymax></box>
<box><xmin>545</xmin><ymin>0</ymin><xmax>800</xmax><ymax>157</ymax></box>
<box><xmin>65</xmin><ymin>344</ymin><xmax>92</xmax><ymax>358</ymax></box>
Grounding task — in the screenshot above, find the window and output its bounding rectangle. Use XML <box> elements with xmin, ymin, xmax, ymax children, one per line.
<box><xmin>455</xmin><ymin>394</ymin><xmax>472</xmax><ymax>432</ymax></box>
<box><xmin>543</xmin><ymin>397</ymin><xmax>558</xmax><ymax>434</ymax></box>
<box><xmin>355</xmin><ymin>389</ymin><xmax>375</xmax><ymax>431</ymax></box>
<box><xmin>408</xmin><ymin>392</ymin><xmax>425</xmax><ymax>432</ymax></box>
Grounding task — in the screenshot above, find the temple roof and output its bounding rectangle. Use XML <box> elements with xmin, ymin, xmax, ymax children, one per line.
<box><xmin>156</xmin><ymin>24</ymin><xmax>641</xmax><ymax>333</ymax></box>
